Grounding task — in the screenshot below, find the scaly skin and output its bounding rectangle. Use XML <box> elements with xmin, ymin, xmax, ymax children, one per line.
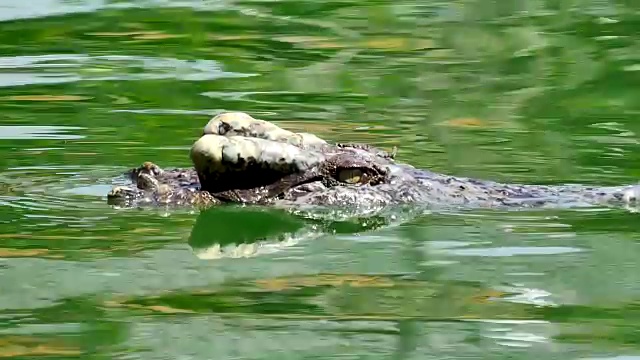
<box><xmin>107</xmin><ymin>112</ymin><xmax>640</xmax><ymax>214</ymax></box>
<box><xmin>107</xmin><ymin>146</ymin><xmax>393</xmax><ymax>208</ymax></box>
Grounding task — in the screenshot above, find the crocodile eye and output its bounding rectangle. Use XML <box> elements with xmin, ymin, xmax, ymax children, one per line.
<box><xmin>337</xmin><ymin>168</ymin><xmax>363</xmax><ymax>184</ymax></box>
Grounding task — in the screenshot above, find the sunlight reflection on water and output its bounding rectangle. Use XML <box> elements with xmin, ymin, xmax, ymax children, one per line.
<box><xmin>0</xmin><ymin>54</ymin><xmax>254</xmax><ymax>87</ymax></box>
<box><xmin>0</xmin><ymin>126</ymin><xmax>85</xmax><ymax>140</ymax></box>
<box><xmin>0</xmin><ymin>0</ymin><xmax>226</xmax><ymax>22</ymax></box>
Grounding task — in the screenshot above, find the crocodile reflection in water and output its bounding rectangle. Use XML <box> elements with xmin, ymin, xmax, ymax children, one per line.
<box><xmin>107</xmin><ymin>112</ymin><xmax>640</xmax><ymax>215</ymax></box>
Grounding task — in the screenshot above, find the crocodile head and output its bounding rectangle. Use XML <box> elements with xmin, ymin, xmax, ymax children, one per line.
<box><xmin>106</xmin><ymin>112</ymin><xmax>426</xmax><ymax>219</ymax></box>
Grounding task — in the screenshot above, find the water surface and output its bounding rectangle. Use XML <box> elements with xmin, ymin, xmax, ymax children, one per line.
<box><xmin>1</xmin><ymin>0</ymin><xmax>640</xmax><ymax>358</ymax></box>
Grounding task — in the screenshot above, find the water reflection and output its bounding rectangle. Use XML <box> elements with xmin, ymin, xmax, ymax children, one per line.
<box><xmin>188</xmin><ymin>206</ymin><xmax>319</xmax><ymax>260</ymax></box>
<box><xmin>0</xmin><ymin>125</ymin><xmax>84</xmax><ymax>140</ymax></box>
<box><xmin>0</xmin><ymin>0</ymin><xmax>225</xmax><ymax>22</ymax></box>
<box><xmin>187</xmin><ymin>205</ymin><xmax>417</xmax><ymax>260</ymax></box>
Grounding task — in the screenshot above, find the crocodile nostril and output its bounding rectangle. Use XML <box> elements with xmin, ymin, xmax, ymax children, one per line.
<box><xmin>218</xmin><ymin>122</ymin><xmax>232</xmax><ymax>135</ymax></box>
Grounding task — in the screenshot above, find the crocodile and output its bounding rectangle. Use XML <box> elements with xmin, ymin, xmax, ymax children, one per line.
<box><xmin>107</xmin><ymin>112</ymin><xmax>640</xmax><ymax>217</ymax></box>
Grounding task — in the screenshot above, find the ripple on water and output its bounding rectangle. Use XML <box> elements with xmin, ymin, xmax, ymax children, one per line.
<box><xmin>0</xmin><ymin>162</ymin><xmax>202</xmax><ymax>262</ymax></box>
<box><xmin>440</xmin><ymin>246</ymin><xmax>584</xmax><ymax>257</ymax></box>
<box><xmin>0</xmin><ymin>164</ymin><xmax>122</xmax><ymax>212</ymax></box>
<box><xmin>0</xmin><ymin>54</ymin><xmax>255</xmax><ymax>87</ymax></box>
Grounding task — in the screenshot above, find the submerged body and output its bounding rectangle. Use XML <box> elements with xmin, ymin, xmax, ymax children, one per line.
<box><xmin>107</xmin><ymin>112</ymin><xmax>640</xmax><ymax>215</ymax></box>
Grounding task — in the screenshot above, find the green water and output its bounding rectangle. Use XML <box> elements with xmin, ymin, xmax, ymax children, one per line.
<box><xmin>1</xmin><ymin>0</ymin><xmax>640</xmax><ymax>358</ymax></box>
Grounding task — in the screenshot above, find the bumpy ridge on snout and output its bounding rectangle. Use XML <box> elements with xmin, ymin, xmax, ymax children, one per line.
<box><xmin>190</xmin><ymin>134</ymin><xmax>326</xmax><ymax>193</ymax></box>
<box><xmin>202</xmin><ymin>112</ymin><xmax>327</xmax><ymax>148</ymax></box>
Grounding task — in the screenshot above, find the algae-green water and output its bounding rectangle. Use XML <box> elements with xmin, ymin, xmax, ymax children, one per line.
<box><xmin>1</xmin><ymin>1</ymin><xmax>640</xmax><ymax>358</ymax></box>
